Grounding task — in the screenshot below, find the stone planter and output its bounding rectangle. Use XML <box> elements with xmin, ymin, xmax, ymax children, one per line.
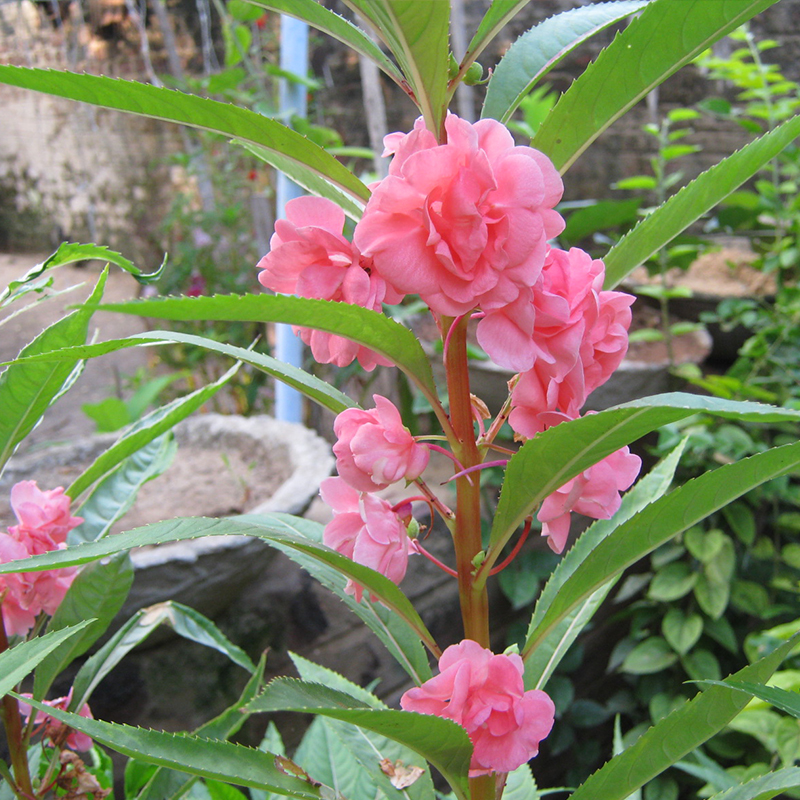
<box><xmin>0</xmin><ymin>413</ymin><xmax>335</xmax><ymax>617</ymax></box>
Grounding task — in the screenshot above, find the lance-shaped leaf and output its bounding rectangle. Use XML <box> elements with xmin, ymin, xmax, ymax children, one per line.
<box><xmin>135</xmin><ymin>655</ymin><xmax>267</xmax><ymax>800</ymax></box>
<box><xmin>33</xmin><ymin>553</ymin><xmax>133</xmax><ymax>700</ymax></box>
<box><xmin>91</xmin><ymin>294</ymin><xmax>441</xmax><ymax>415</ymax></box>
<box><xmin>342</xmin><ymin>0</ymin><xmax>450</xmax><ymax>134</ymax></box>
<box><xmin>490</xmin><ymin>392</ymin><xmax>800</xmax><ymax>555</ymax></box>
<box><xmin>465</xmin><ymin>1</ymin><xmax>532</xmax><ymax>65</ymax></box>
<box><xmin>603</xmin><ymin>111</ymin><xmax>800</xmax><ymax>288</ymax></box>
<box><xmin>249</xmin><ymin>678</ymin><xmax>471</xmax><ymax>800</ymax></box>
<box><xmin>1</xmin><ymin>243</ymin><xmax>160</xmax><ymax>308</ymax></box>
<box><xmin>73</xmin><ymin>434</ymin><xmax>177</xmax><ymax>543</ymax></box>
<box><xmin>245</xmin><ymin>513</ymin><xmax>433</xmax><ymax>684</ymax></box>
<box><xmin>2</xmin><ymin>331</ymin><xmax>356</xmax><ymax>422</ymax></box>
<box><xmin>694</xmin><ymin>680</ymin><xmax>800</xmax><ymax>719</ymax></box>
<box><xmin>704</xmin><ymin>767</ymin><xmax>800</xmax><ymax>800</ymax></box>
<box><xmin>565</xmin><ymin>636</ymin><xmax>798</xmax><ymax>800</ymax></box>
<box><xmin>524</xmin><ymin>440</ymin><xmax>800</xmax><ymax>660</ymax></box>
<box><xmin>482</xmin><ymin>1</ymin><xmax>648</xmax><ymax>124</ymax></box>
<box><xmin>0</xmin><ymin>622</ymin><xmax>92</xmax><ymax>696</ymax></box>
<box><xmin>67</xmin><ymin>361</ymin><xmax>238</xmax><ymax>500</ymax></box>
<box><xmin>244</xmin><ymin>0</ymin><xmax>403</xmax><ymax>85</ymax></box>
<box><xmin>533</xmin><ymin>0</ymin><xmax>780</xmax><ymax>172</ymax></box>
<box><xmin>0</xmin><ymin>269</ymin><xmax>107</xmax><ymax>472</ymax></box>
<box><xmin>0</xmin><ymin>67</ymin><xmax>370</xmax><ymax>208</ymax></box>
<box><xmin>290</xmin><ymin>654</ymin><xmax>435</xmax><ymax>800</ymax></box>
<box><xmin>523</xmin><ymin>440</ymin><xmax>685</xmax><ymax>690</ymax></box>
<box><xmin>9</xmin><ymin>697</ymin><xmax>324</xmax><ymax>799</ymax></box>
<box><xmin>0</xmin><ymin>514</ymin><xmax>440</xmax><ymax>663</ymax></box>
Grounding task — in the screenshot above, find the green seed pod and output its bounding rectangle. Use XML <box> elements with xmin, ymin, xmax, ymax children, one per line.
<box><xmin>464</xmin><ymin>61</ymin><xmax>484</xmax><ymax>85</ymax></box>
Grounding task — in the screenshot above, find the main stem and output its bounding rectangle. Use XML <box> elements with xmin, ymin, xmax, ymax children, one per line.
<box><xmin>443</xmin><ymin>316</ymin><xmax>490</xmax><ymax>648</ymax></box>
<box><xmin>0</xmin><ymin>610</ymin><xmax>33</xmax><ymax>798</ymax></box>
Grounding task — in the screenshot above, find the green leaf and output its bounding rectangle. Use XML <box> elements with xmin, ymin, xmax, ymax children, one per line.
<box><xmin>533</xmin><ymin>0</ymin><xmax>781</xmax><ymax>172</ymax></box>
<box><xmin>503</xmin><ymin>763</ymin><xmax>539</xmax><ymax>800</ymax></box>
<box><xmin>33</xmin><ymin>553</ymin><xmax>133</xmax><ymax>700</ymax></box>
<box><xmin>482</xmin><ymin>1</ymin><xmax>648</xmax><ymax>123</ymax></box>
<box><xmin>294</xmin><ymin>718</ymin><xmax>378</xmax><ymax>800</ymax></box>
<box><xmin>71</xmin><ymin>602</ymin><xmax>253</xmax><ymax>711</ymax></box>
<box><xmin>243</xmin><ymin>0</ymin><xmax>403</xmax><ymax>85</ymax></box>
<box><xmin>249</xmin><ymin>678</ymin><xmax>471</xmax><ymax>800</ymax></box>
<box><xmin>0</xmin><ymin>514</ymin><xmax>440</xmax><ymax>678</ymax></box>
<box><xmin>0</xmin><ymin>67</ymin><xmax>370</xmax><ymax>207</ymax></box>
<box><xmin>138</xmin><ymin>655</ymin><xmax>268</xmax><ymax>800</ymax></box>
<box><xmin>647</xmin><ymin>562</ymin><xmax>697</xmax><ymax>602</ymax></box>
<box><xmin>0</xmin><ymin>243</ymin><xmax>160</xmax><ymax>307</ymax></box>
<box><xmin>696</xmin><ymin>680</ymin><xmax>800</xmax><ymax>719</ymax></box>
<box><xmin>67</xmin><ymin>362</ymin><xmax>237</xmax><ymax>500</ymax></box>
<box><xmin>465</xmin><ymin>1</ymin><xmax>531</xmax><ymax>65</ymax></box>
<box><xmin>345</xmin><ymin>0</ymin><xmax>450</xmax><ymax>135</ymax></box>
<box><xmin>560</xmin><ymin>198</ymin><xmax>641</xmax><ymax>244</ymax></box>
<box><xmin>523</xmin><ymin>439</ymin><xmax>800</xmax><ymax>660</ymax></box>
<box><xmin>704</xmin><ymin>767</ymin><xmax>800</xmax><ymax>800</ymax></box>
<box><xmin>72</xmin><ymin>434</ymin><xmax>178</xmax><ymax>543</ymax></box>
<box><xmin>90</xmin><ymin>294</ymin><xmax>440</xmax><ymax>413</ymax></box>
<box><xmin>490</xmin><ymin>392</ymin><xmax>800</xmax><ymax>555</ymax></box>
<box><xmin>603</xmin><ymin>111</ymin><xmax>800</xmax><ymax>288</ymax></box>
<box><xmin>694</xmin><ymin>573</ymin><xmax>730</xmax><ymax>620</ymax></box>
<box><xmin>9</xmin><ymin>698</ymin><xmax>324</xmax><ymax>799</ymax></box>
<box><xmin>0</xmin><ymin>269</ymin><xmax>107</xmax><ymax>472</ymax></box>
<box><xmin>566</xmin><ymin>636</ymin><xmax>798</xmax><ymax>800</ymax></box>
<box><xmin>0</xmin><ymin>622</ymin><xmax>92</xmax><ymax>696</ymax></box>
<box><xmin>289</xmin><ymin>654</ymin><xmax>435</xmax><ymax>800</ymax></box>
<box><xmin>685</xmin><ymin>528</ymin><xmax>725</xmax><ymax>563</ymax></box>
<box><xmin>524</xmin><ymin>439</ymin><xmax>685</xmax><ymax>690</ymax></box>
<box><xmin>621</xmin><ymin>637</ymin><xmax>678</xmax><ymax>674</ymax></box>
<box><xmin>662</xmin><ymin>609</ymin><xmax>703</xmax><ymax>656</ymax></box>
<box><xmin>5</xmin><ymin>330</ymin><xmax>356</xmax><ymax>421</ymax></box>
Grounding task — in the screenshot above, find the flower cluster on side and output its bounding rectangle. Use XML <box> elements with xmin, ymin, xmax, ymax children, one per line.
<box><xmin>318</xmin><ymin>395</ymin><xmax>429</xmax><ymax>601</ymax></box>
<box><xmin>0</xmin><ymin>481</ymin><xmax>83</xmax><ymax>637</ymax></box>
<box><xmin>401</xmin><ymin>641</ymin><xmax>555</xmax><ymax>776</ymax></box>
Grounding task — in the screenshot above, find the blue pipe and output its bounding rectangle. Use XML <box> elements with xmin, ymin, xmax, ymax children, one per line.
<box><xmin>275</xmin><ymin>15</ymin><xmax>308</xmax><ymax>424</ymax></box>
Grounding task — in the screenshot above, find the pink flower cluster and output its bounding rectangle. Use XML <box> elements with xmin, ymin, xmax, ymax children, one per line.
<box><xmin>18</xmin><ymin>690</ymin><xmax>93</xmax><ymax>752</ymax></box>
<box><xmin>257</xmin><ymin>196</ymin><xmax>401</xmax><ymax>370</ymax></box>
<box><xmin>321</xmin><ymin>395</ymin><xmax>429</xmax><ymax>600</ymax></box>
<box><xmin>1</xmin><ymin>481</ymin><xmax>82</xmax><ymax>636</ymax></box>
<box><xmin>401</xmin><ymin>640</ymin><xmax>555</xmax><ymax>775</ymax></box>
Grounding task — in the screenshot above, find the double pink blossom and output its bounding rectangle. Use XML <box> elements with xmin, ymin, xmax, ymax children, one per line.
<box><xmin>401</xmin><ymin>640</ymin><xmax>555</xmax><ymax>775</ymax></box>
<box><xmin>256</xmin><ymin>196</ymin><xmax>402</xmax><ymax>370</ymax></box>
<box><xmin>333</xmin><ymin>395</ymin><xmax>429</xmax><ymax>492</ymax></box>
<box><xmin>355</xmin><ymin>115</ymin><xmax>564</xmax><ymax>317</ymax></box>
<box><xmin>18</xmin><ymin>690</ymin><xmax>93</xmax><ymax>752</ymax></box>
<box><xmin>537</xmin><ymin>445</ymin><xmax>642</xmax><ymax>554</ymax></box>
<box><xmin>9</xmin><ymin>480</ymin><xmax>83</xmax><ymax>554</ymax></box>
<box><xmin>506</xmin><ymin>248</ymin><xmax>634</xmax><ymax>437</ymax></box>
<box><xmin>1</xmin><ymin>481</ymin><xmax>82</xmax><ymax>637</ymax></box>
<box><xmin>320</xmin><ymin>477</ymin><xmax>411</xmax><ymax>602</ymax></box>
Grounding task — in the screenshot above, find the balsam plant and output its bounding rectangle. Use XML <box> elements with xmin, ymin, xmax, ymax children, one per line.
<box><xmin>5</xmin><ymin>2</ymin><xmax>800</xmax><ymax>800</ymax></box>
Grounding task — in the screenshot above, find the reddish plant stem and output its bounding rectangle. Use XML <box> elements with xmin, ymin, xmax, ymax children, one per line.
<box><xmin>0</xmin><ymin>607</ymin><xmax>34</xmax><ymax>798</ymax></box>
<box><xmin>411</xmin><ymin>541</ymin><xmax>458</xmax><ymax>577</ymax></box>
<box><xmin>442</xmin><ymin>315</ymin><xmax>490</xmax><ymax>648</ymax></box>
<box><xmin>488</xmin><ymin>518</ymin><xmax>532</xmax><ymax>576</ymax></box>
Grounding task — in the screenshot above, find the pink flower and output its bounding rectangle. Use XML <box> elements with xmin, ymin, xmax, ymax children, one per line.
<box><xmin>537</xmin><ymin>445</ymin><xmax>642</xmax><ymax>553</ymax></box>
<box><xmin>320</xmin><ymin>477</ymin><xmax>411</xmax><ymax>602</ymax></box>
<box><xmin>1</xmin><ymin>482</ymin><xmax>81</xmax><ymax>636</ymax></box>
<box><xmin>505</xmin><ymin>248</ymin><xmax>634</xmax><ymax>437</ymax></box>
<box><xmin>257</xmin><ymin>196</ymin><xmax>402</xmax><ymax>371</ymax></box>
<box><xmin>9</xmin><ymin>481</ymin><xmax>83</xmax><ymax>554</ymax></box>
<box><xmin>355</xmin><ymin>115</ymin><xmax>564</xmax><ymax>317</ymax></box>
<box><xmin>333</xmin><ymin>395</ymin><xmax>429</xmax><ymax>492</ymax></box>
<box><xmin>401</xmin><ymin>640</ymin><xmax>555</xmax><ymax>775</ymax></box>
<box><xmin>0</xmin><ymin>533</ymin><xmax>76</xmax><ymax>636</ymax></box>
<box><xmin>18</xmin><ymin>690</ymin><xmax>93</xmax><ymax>752</ymax></box>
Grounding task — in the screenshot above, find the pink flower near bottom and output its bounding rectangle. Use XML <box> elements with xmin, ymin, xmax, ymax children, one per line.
<box><xmin>401</xmin><ymin>640</ymin><xmax>555</xmax><ymax>775</ymax></box>
<box><xmin>18</xmin><ymin>690</ymin><xmax>93</xmax><ymax>752</ymax></box>
<box><xmin>320</xmin><ymin>477</ymin><xmax>411</xmax><ymax>602</ymax></box>
<box><xmin>538</xmin><ymin>446</ymin><xmax>642</xmax><ymax>553</ymax></box>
